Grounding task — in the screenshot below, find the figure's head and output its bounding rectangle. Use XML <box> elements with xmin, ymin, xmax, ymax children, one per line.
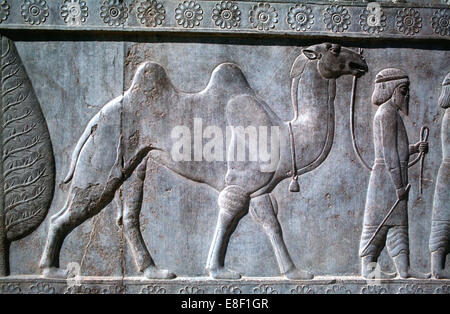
<box><xmin>439</xmin><ymin>72</ymin><xmax>450</xmax><ymax>109</ymax></box>
<box><xmin>372</xmin><ymin>68</ymin><xmax>410</xmax><ymax>115</ymax></box>
<box><xmin>292</xmin><ymin>42</ymin><xmax>368</xmax><ymax>79</ymax></box>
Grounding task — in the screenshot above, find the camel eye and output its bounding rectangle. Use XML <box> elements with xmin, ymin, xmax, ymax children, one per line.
<box><xmin>329</xmin><ymin>47</ymin><xmax>340</xmax><ymax>56</ymax></box>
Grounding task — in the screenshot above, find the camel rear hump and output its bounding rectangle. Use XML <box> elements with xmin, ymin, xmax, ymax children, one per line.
<box><xmin>206</xmin><ymin>63</ymin><xmax>253</xmax><ymax>96</ymax></box>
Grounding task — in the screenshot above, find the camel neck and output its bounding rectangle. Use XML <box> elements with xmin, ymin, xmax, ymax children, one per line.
<box><xmin>291</xmin><ymin>61</ymin><xmax>335</xmax><ymax>124</ymax></box>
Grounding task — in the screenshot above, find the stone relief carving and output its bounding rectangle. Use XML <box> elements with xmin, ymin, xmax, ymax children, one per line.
<box><xmin>0</xmin><ymin>0</ymin><xmax>9</xmax><ymax>25</ymax></box>
<box><xmin>212</xmin><ymin>1</ymin><xmax>241</xmax><ymax>30</ymax></box>
<box><xmin>398</xmin><ymin>283</ymin><xmax>424</xmax><ymax>294</ymax></box>
<box><xmin>100</xmin><ymin>0</ymin><xmax>128</xmax><ymax>26</ymax></box>
<box><xmin>395</xmin><ymin>7</ymin><xmax>422</xmax><ymax>36</ymax></box>
<box><xmin>21</xmin><ymin>0</ymin><xmax>49</xmax><ymax>25</ymax></box>
<box><xmin>60</xmin><ymin>0</ymin><xmax>89</xmax><ymax>26</ymax></box>
<box><xmin>286</xmin><ymin>4</ymin><xmax>314</xmax><ymax>32</ymax></box>
<box><xmin>0</xmin><ymin>36</ymin><xmax>55</xmax><ymax>276</ymax></box>
<box><xmin>0</xmin><ymin>1</ymin><xmax>446</xmax><ymax>40</ymax></box>
<box><xmin>249</xmin><ymin>2</ymin><xmax>278</xmax><ymax>31</ymax></box>
<box><xmin>429</xmin><ymin>73</ymin><xmax>450</xmax><ymax>279</ymax></box>
<box><xmin>0</xmin><ymin>0</ymin><xmax>447</xmax><ymax>296</ymax></box>
<box><xmin>38</xmin><ymin>42</ymin><xmax>367</xmax><ymax>281</ymax></box>
<box><xmin>175</xmin><ymin>1</ymin><xmax>203</xmax><ymax>29</ymax></box>
<box><xmin>357</xmin><ymin>68</ymin><xmax>430</xmax><ymax>279</ymax></box>
<box><xmin>323</xmin><ymin>4</ymin><xmax>351</xmax><ymax>33</ymax></box>
<box><xmin>137</xmin><ymin>0</ymin><xmax>165</xmax><ymax>28</ymax></box>
<box><xmin>432</xmin><ymin>9</ymin><xmax>450</xmax><ymax>36</ymax></box>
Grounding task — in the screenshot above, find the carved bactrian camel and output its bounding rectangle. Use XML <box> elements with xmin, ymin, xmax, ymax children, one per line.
<box><xmin>40</xmin><ymin>43</ymin><xmax>368</xmax><ymax>280</ymax></box>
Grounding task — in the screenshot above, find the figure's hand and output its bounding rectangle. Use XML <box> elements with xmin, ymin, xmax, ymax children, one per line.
<box><xmin>116</xmin><ymin>214</ymin><xmax>123</xmax><ymax>227</ymax></box>
<box><xmin>418</xmin><ymin>141</ymin><xmax>428</xmax><ymax>154</ymax></box>
<box><xmin>396</xmin><ymin>186</ymin><xmax>409</xmax><ymax>200</ymax></box>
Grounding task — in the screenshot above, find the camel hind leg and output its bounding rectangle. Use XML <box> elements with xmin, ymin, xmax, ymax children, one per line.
<box><xmin>122</xmin><ymin>156</ymin><xmax>176</xmax><ymax>279</ymax></box>
<box><xmin>39</xmin><ymin>176</ymin><xmax>124</xmax><ymax>277</ymax></box>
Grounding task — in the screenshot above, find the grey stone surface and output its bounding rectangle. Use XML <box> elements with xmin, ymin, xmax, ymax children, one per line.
<box><xmin>0</xmin><ymin>0</ymin><xmax>448</xmax><ymax>293</ymax></box>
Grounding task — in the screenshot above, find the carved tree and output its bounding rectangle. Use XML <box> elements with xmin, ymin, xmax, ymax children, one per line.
<box><xmin>0</xmin><ymin>36</ymin><xmax>55</xmax><ymax>276</ymax></box>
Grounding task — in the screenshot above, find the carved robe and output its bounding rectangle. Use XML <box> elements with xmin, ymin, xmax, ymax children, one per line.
<box><xmin>432</xmin><ymin>108</ymin><xmax>450</xmax><ymax>223</ymax></box>
<box><xmin>364</xmin><ymin>102</ymin><xmax>410</xmax><ymax>228</ymax></box>
<box><xmin>429</xmin><ymin>108</ymin><xmax>450</xmax><ymax>253</ymax></box>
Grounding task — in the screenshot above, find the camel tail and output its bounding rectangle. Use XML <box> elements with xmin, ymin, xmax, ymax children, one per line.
<box><xmin>63</xmin><ymin>113</ymin><xmax>101</xmax><ymax>183</ymax></box>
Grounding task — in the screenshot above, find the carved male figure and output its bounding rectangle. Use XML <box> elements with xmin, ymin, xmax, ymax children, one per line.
<box><xmin>429</xmin><ymin>73</ymin><xmax>450</xmax><ymax>279</ymax></box>
<box><xmin>360</xmin><ymin>68</ymin><xmax>429</xmax><ymax>279</ymax></box>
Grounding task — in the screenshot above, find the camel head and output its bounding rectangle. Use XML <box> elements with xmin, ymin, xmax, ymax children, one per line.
<box><xmin>291</xmin><ymin>43</ymin><xmax>368</xmax><ymax>80</ymax></box>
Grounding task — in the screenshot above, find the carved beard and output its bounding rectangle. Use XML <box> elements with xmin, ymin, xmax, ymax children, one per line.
<box><xmin>392</xmin><ymin>87</ymin><xmax>409</xmax><ymax>115</ymax></box>
<box><xmin>438</xmin><ymin>85</ymin><xmax>450</xmax><ymax>109</ymax></box>
<box><xmin>400</xmin><ymin>100</ymin><xmax>409</xmax><ymax>116</ymax></box>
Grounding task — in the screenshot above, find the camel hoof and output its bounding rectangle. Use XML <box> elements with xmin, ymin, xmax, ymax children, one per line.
<box><xmin>284</xmin><ymin>268</ymin><xmax>314</xmax><ymax>280</ymax></box>
<box><xmin>143</xmin><ymin>266</ymin><xmax>176</xmax><ymax>279</ymax></box>
<box><xmin>208</xmin><ymin>267</ymin><xmax>241</xmax><ymax>280</ymax></box>
<box><xmin>41</xmin><ymin>267</ymin><xmax>69</xmax><ymax>279</ymax></box>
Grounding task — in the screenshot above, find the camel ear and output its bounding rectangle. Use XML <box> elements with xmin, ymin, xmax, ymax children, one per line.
<box><xmin>302</xmin><ymin>49</ymin><xmax>320</xmax><ymax>60</ymax></box>
<box><xmin>290</xmin><ymin>54</ymin><xmax>308</xmax><ymax>78</ymax></box>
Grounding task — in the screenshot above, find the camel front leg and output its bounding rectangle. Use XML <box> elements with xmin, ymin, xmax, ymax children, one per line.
<box><xmin>250</xmin><ymin>194</ymin><xmax>314</xmax><ymax>280</ymax></box>
<box><xmin>206</xmin><ymin>185</ymin><xmax>250</xmax><ymax>279</ymax></box>
<box><xmin>122</xmin><ymin>157</ymin><xmax>175</xmax><ymax>279</ymax></box>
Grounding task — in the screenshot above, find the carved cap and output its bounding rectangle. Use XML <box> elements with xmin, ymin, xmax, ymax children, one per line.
<box><xmin>374</xmin><ymin>68</ymin><xmax>409</xmax><ymax>84</ymax></box>
<box><xmin>442</xmin><ymin>73</ymin><xmax>450</xmax><ymax>86</ymax></box>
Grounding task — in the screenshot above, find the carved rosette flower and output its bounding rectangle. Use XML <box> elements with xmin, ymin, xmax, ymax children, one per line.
<box><xmin>64</xmin><ymin>285</ymin><xmax>100</xmax><ymax>294</ymax></box>
<box><xmin>101</xmin><ymin>285</ymin><xmax>127</xmax><ymax>294</ymax></box>
<box><xmin>60</xmin><ymin>0</ymin><xmax>88</xmax><ymax>26</ymax></box>
<box><xmin>140</xmin><ymin>285</ymin><xmax>167</xmax><ymax>294</ymax></box>
<box><xmin>175</xmin><ymin>1</ymin><xmax>203</xmax><ymax>29</ymax></box>
<box><xmin>1</xmin><ymin>283</ymin><xmax>21</xmax><ymax>294</ymax></box>
<box><xmin>21</xmin><ymin>0</ymin><xmax>49</xmax><ymax>25</ymax></box>
<box><xmin>29</xmin><ymin>283</ymin><xmax>56</xmax><ymax>294</ymax></box>
<box><xmin>249</xmin><ymin>3</ymin><xmax>278</xmax><ymax>31</ymax></box>
<box><xmin>434</xmin><ymin>285</ymin><xmax>450</xmax><ymax>294</ymax></box>
<box><xmin>0</xmin><ymin>0</ymin><xmax>10</xmax><ymax>24</ymax></box>
<box><xmin>359</xmin><ymin>7</ymin><xmax>386</xmax><ymax>34</ymax></box>
<box><xmin>214</xmin><ymin>285</ymin><xmax>242</xmax><ymax>294</ymax></box>
<box><xmin>398</xmin><ymin>284</ymin><xmax>424</xmax><ymax>294</ymax></box>
<box><xmin>396</xmin><ymin>8</ymin><xmax>422</xmax><ymax>36</ymax></box>
<box><xmin>179</xmin><ymin>285</ymin><xmax>205</xmax><ymax>294</ymax></box>
<box><xmin>253</xmin><ymin>284</ymin><xmax>278</xmax><ymax>294</ymax></box>
<box><xmin>291</xmin><ymin>285</ymin><xmax>314</xmax><ymax>294</ymax></box>
<box><xmin>361</xmin><ymin>285</ymin><xmax>387</xmax><ymax>294</ymax></box>
<box><xmin>100</xmin><ymin>0</ymin><xmax>128</xmax><ymax>27</ymax></box>
<box><xmin>326</xmin><ymin>285</ymin><xmax>351</xmax><ymax>294</ymax></box>
<box><xmin>212</xmin><ymin>1</ymin><xmax>241</xmax><ymax>30</ymax></box>
<box><xmin>432</xmin><ymin>9</ymin><xmax>450</xmax><ymax>36</ymax></box>
<box><xmin>137</xmin><ymin>0</ymin><xmax>165</xmax><ymax>28</ymax></box>
<box><xmin>287</xmin><ymin>4</ymin><xmax>314</xmax><ymax>32</ymax></box>
<box><xmin>323</xmin><ymin>5</ymin><xmax>351</xmax><ymax>33</ymax></box>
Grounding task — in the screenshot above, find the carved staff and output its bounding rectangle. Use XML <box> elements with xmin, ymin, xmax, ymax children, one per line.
<box><xmin>361</xmin><ymin>184</ymin><xmax>411</xmax><ymax>256</ymax></box>
<box><xmin>418</xmin><ymin>126</ymin><xmax>429</xmax><ymax>195</ymax></box>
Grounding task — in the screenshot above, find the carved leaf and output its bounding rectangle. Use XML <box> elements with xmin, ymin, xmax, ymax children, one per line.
<box><xmin>0</xmin><ymin>36</ymin><xmax>55</xmax><ymax>242</ymax></box>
